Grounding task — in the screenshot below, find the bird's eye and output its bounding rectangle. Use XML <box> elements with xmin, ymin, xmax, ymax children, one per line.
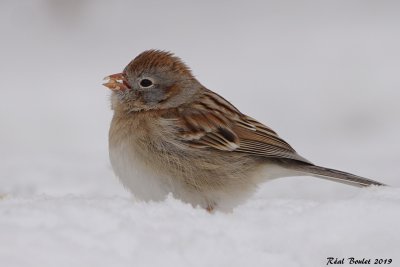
<box><xmin>139</xmin><ymin>78</ymin><xmax>153</xmax><ymax>88</ymax></box>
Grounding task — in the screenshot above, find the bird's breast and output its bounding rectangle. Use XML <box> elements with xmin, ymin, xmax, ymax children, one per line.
<box><xmin>108</xmin><ymin>112</ymin><xmax>182</xmax><ymax>201</ymax></box>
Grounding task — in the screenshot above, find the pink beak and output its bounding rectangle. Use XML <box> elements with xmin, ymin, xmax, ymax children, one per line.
<box><xmin>103</xmin><ymin>73</ymin><xmax>131</xmax><ymax>91</ymax></box>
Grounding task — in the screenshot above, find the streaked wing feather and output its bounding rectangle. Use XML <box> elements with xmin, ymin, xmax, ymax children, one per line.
<box><xmin>232</xmin><ymin>116</ymin><xmax>312</xmax><ymax>163</ymax></box>
<box><xmin>174</xmin><ymin>90</ymin><xmax>310</xmax><ymax>163</ymax></box>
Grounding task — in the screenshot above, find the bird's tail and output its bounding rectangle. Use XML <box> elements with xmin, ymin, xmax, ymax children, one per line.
<box><xmin>286</xmin><ymin>163</ymin><xmax>385</xmax><ymax>187</ymax></box>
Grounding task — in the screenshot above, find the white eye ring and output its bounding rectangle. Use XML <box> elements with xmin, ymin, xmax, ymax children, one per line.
<box><xmin>139</xmin><ymin>77</ymin><xmax>154</xmax><ymax>88</ymax></box>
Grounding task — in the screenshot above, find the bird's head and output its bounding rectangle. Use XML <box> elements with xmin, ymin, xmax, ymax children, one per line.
<box><xmin>103</xmin><ymin>50</ymin><xmax>201</xmax><ymax>112</ymax></box>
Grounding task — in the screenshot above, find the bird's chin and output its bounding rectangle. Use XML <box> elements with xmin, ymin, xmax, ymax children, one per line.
<box><xmin>111</xmin><ymin>92</ymin><xmax>152</xmax><ymax>113</ymax></box>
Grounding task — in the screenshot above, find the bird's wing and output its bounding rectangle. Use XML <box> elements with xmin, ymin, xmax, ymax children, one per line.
<box><xmin>169</xmin><ymin>90</ymin><xmax>311</xmax><ymax>164</ymax></box>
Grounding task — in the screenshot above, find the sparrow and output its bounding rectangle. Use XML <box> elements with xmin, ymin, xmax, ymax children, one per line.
<box><xmin>104</xmin><ymin>50</ymin><xmax>385</xmax><ymax>211</ymax></box>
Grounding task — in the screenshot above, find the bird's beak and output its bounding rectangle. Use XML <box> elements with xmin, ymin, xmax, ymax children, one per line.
<box><xmin>103</xmin><ymin>73</ymin><xmax>131</xmax><ymax>91</ymax></box>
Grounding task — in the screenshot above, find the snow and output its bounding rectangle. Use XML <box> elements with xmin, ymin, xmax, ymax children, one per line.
<box><xmin>1</xmin><ymin>188</ymin><xmax>399</xmax><ymax>267</ymax></box>
<box><xmin>1</xmin><ymin>1</ymin><xmax>400</xmax><ymax>267</ymax></box>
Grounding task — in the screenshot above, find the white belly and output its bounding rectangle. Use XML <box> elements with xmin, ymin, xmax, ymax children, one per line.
<box><xmin>109</xmin><ymin>140</ymin><xmax>177</xmax><ymax>201</ymax></box>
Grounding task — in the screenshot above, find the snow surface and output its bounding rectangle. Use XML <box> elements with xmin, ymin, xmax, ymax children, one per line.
<box><xmin>1</xmin><ymin>1</ymin><xmax>400</xmax><ymax>267</ymax></box>
<box><xmin>1</xmin><ymin>188</ymin><xmax>399</xmax><ymax>267</ymax></box>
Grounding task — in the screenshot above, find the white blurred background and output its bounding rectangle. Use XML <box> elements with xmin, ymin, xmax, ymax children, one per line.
<box><xmin>1</xmin><ymin>0</ymin><xmax>399</xmax><ymax>198</ymax></box>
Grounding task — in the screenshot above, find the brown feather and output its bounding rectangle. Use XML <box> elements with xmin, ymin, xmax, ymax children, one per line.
<box><xmin>171</xmin><ymin>89</ymin><xmax>311</xmax><ymax>163</ymax></box>
<box><xmin>108</xmin><ymin>50</ymin><xmax>385</xmax><ymax>212</ymax></box>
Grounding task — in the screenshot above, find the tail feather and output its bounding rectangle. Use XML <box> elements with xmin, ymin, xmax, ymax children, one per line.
<box><xmin>287</xmin><ymin>164</ymin><xmax>385</xmax><ymax>187</ymax></box>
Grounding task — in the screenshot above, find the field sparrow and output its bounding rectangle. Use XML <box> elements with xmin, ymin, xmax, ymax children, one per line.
<box><xmin>104</xmin><ymin>50</ymin><xmax>384</xmax><ymax>211</ymax></box>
